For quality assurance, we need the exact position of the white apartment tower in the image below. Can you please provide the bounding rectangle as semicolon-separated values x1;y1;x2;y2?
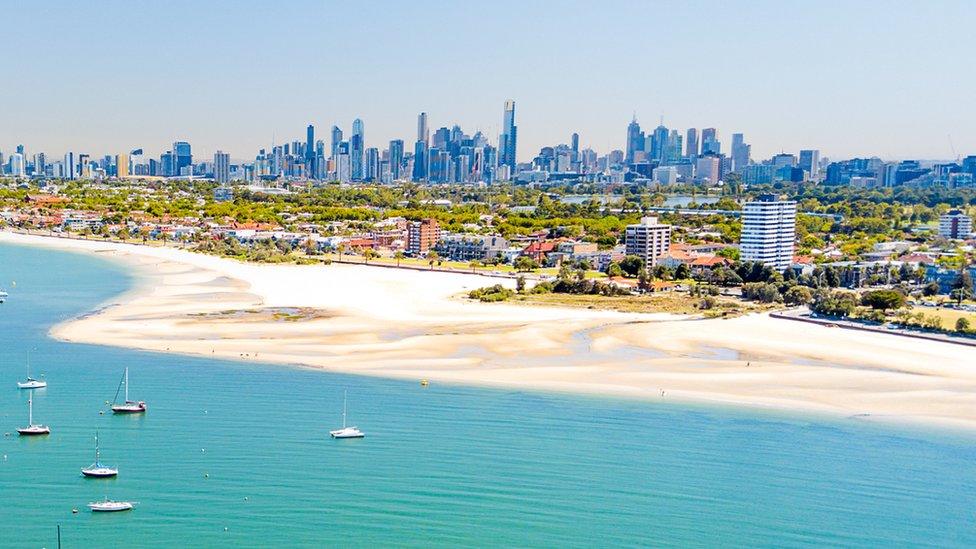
625;216;672;267
740;194;797;271
939;210;973;239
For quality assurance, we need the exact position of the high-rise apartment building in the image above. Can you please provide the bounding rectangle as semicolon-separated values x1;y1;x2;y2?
939;210;973;239
214;150;230;184
740;194;797;271
407;218;441;255
624;216;672;267
306;124;315;176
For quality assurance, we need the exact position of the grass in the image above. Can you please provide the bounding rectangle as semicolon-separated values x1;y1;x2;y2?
908;306;976;329
509;291;768;317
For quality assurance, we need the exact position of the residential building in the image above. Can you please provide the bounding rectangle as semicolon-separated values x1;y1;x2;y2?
624;216;672;267
407;218;440;255
434;234;508;262
214;150;230;184
740;194;797;271
939;210;973;239
499;100;517;174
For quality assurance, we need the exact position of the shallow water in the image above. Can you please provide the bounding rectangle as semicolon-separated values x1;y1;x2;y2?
0;242;974;547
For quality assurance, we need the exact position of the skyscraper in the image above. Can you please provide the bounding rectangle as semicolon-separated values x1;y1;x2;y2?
417;112;429;145
389;139;404;180
364;147;379;181
799;150;820;179
625;116;643;164
214;150;230;184
498;100;517;174
651;124;669;163
306;125;315;177
64;152;76;179
686;128;699;158
330;125;343;159
351;118;364;181
173;141;192;176
116;153;129;178
740;194;797;271
701;128;719;154
731;133;750;171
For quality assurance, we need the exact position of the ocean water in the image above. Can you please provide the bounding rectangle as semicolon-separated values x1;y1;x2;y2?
0;241;974;548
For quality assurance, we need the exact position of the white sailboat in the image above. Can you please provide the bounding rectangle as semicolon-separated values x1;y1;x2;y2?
88;498;135;512
330;390;364;439
82;432;119;478
0;289;8;302
17;352;47;389
17;397;51;436
111;367;146;414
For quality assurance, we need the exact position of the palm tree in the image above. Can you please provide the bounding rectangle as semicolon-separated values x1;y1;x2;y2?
337;243;347;262
363;248;378;264
394;251;405;267
427;251;440;270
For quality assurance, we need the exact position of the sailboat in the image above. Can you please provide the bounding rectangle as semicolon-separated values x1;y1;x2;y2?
17;352;47;389
17;397;51;436
81;432;119;478
88;498;136;512
111;368;146;414
330;390;364;439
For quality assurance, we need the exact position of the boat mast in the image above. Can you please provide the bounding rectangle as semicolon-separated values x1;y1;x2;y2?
342;390;347;428
28;397;33;426
124;368;129;402
94;432;100;463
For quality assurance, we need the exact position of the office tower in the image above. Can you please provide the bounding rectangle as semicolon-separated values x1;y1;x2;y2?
731;133;750;171
686;128;699;158
35;152;46;175
701;128;719;154
330;126;343;159
498;100;517;173
79;154;91;178
417;112;429;144
571;133;579;154
625;116;643;164
365;147;379;181
9;153;25;177
306;124;315;176
160;151;175;177
389;139;404;180
665;130;683;164
173;141;192;176
939;210;973;239
624;216;672;267
650;124;669;162
116;153;129;178
351;118;364;180
798;149;820;179
740;194;797;271
695;156;721;184
214;150;230;184
64;152;76;179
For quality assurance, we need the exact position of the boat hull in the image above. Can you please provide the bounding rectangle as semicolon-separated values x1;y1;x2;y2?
17;427;50;436
111;402;147;414
88;503;133;512
17;382;47;389
82;469;119;478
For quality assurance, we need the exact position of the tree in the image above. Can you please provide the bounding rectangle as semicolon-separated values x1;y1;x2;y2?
674;263;691;280
394;251;405;267
956;317;971;332
637;267;652;292
922;282;941;296
469;260;482;273
513;255;540;272
427;251;439;270
619;255;644;277
362;248;378;263
951;270;973;305
606;262;623;278
860;289;907;311
810;289;859;318
516;275;526;293
784;285;813;306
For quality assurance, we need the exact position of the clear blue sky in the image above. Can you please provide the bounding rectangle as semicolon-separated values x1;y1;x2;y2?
3;0;974;162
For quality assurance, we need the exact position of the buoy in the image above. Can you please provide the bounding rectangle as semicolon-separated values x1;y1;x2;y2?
205;473;209;478
243;497;248;502
72;508;78;514
99;411;105;415
224;527;229;532
201;448;206;453
420;379;429;387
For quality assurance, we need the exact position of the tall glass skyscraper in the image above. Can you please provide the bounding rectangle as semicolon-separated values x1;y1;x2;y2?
173;141;192;176
498;100;517;174
625;116;643;164
351;118;364;181
306;125;315;177
389;139;404;180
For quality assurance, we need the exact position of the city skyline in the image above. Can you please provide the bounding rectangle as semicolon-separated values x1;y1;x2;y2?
3;1;976;161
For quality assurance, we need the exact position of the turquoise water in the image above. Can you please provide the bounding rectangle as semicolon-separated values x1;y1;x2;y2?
1;242;974;548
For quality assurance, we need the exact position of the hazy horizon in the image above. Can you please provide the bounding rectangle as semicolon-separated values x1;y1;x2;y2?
3;0;974;163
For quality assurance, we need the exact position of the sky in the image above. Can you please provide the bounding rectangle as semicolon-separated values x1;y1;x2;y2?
2;0;975;163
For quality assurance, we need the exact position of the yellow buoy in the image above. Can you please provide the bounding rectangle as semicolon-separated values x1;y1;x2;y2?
420;379;429;387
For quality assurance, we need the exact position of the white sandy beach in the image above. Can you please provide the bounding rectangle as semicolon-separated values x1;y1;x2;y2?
3;230;976;430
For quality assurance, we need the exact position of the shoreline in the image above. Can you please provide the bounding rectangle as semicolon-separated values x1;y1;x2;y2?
3;230;976;432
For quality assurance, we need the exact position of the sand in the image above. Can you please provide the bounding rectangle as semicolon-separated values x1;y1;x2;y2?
3;230;975;431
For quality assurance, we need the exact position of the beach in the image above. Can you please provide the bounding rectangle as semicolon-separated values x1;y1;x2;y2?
3;230;975;430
